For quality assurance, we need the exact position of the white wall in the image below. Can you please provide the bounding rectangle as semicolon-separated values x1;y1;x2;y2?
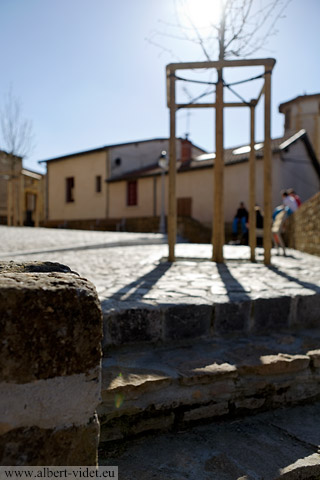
109;139;205;178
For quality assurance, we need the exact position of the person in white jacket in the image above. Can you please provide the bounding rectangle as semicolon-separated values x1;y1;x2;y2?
281;190;298;214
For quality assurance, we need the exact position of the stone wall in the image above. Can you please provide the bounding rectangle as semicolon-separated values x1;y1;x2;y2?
285;191;320;256
43;216;212;243
42;217;160;233
0;261;103;466
102;294;320;349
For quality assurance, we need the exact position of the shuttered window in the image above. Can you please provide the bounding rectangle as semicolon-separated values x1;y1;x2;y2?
66;177;74;203
127;180;137;206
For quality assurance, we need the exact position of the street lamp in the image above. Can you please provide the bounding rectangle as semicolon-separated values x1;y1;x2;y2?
158;150;168;234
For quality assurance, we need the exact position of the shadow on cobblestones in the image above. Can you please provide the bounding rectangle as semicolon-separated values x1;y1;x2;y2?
217;263;251;301
267;266;320;293
0;239;167;258
105;262;172;303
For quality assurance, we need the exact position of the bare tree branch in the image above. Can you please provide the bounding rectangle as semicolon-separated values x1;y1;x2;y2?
0;87;35;159
148;0;291;62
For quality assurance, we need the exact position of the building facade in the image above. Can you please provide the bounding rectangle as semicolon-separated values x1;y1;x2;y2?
40;94;320;235
108;130;320;229
41;137;204;226
0;150;45;226
279;93;320;163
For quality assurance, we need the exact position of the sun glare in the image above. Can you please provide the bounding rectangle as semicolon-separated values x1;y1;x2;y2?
179;0;223;29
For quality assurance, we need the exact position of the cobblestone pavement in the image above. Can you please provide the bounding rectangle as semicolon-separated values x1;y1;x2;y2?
0;226;319;315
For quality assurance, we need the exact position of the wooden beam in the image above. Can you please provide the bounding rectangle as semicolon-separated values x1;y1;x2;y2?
176;102;250;109
168;58;276;72
212;76;224;263
166;66;171;109
256;84;265;105
249;103;256;262
263;68;272;265
168;68;177;262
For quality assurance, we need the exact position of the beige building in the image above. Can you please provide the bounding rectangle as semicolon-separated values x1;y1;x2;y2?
40;94;320;235
0;150;45;226
108;130;320;229
40;137;204;226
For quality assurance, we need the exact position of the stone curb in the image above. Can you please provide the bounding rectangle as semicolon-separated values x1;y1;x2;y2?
102;293;320;348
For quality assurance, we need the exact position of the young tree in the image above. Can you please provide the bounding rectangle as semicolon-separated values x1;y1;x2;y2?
149;0;291;63
0;88;35;226
0;87;35;160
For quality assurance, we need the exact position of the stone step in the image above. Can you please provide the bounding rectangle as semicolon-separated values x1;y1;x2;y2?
99;401;320;480
98;329;320;443
102;292;320;350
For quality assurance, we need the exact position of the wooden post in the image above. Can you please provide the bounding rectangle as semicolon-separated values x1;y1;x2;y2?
263;68;272;265
249;102;256;262
212;74;224;262
168;68;177;262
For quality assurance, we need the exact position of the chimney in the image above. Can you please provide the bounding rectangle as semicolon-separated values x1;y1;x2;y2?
181;136;192;163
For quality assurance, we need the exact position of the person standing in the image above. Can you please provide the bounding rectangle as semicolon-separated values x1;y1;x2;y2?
287;188;301;207
281;190;298;214
232;201;249;242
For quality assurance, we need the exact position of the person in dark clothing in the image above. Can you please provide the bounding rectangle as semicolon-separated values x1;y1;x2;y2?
255;205;264;228
232;202;249;242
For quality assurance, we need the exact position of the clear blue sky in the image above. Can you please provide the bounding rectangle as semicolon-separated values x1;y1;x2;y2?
0;0;319;173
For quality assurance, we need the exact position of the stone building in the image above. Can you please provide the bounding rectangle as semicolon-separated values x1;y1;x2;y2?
0;149;45;226
279;93;320;163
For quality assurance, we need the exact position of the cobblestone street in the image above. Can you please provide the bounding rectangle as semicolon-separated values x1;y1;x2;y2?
0;226;319;316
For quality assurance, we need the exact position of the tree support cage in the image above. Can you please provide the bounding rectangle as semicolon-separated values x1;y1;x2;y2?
166;58;276;265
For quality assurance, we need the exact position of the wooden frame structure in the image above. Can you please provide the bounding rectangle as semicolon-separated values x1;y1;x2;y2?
166;58;276;265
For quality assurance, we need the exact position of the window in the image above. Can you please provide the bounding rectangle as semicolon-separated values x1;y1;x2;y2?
95;175;102;193
66;177;74;203
177;197;192;217
127;180;137;206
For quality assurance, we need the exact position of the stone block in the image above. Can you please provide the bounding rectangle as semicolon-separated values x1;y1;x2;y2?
183;402;229;422
237;353;310;376
104;308;162;345
0;262;102;466
252;296;291;333
179;363;237;386
0;272;102;383
0;416;99;466
214;301;251;335
235;397;266;410
278;453;320;479
307;349;320;368
99;412;174;443
296;294;320;328
163;304;212;341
